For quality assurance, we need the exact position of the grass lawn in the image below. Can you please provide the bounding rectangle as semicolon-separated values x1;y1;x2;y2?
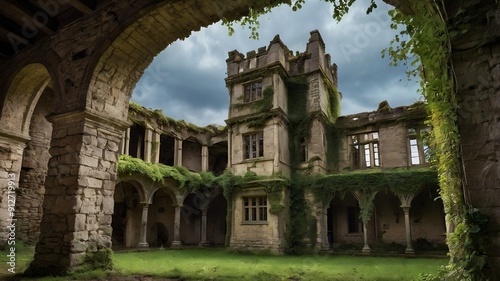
1;246;447;281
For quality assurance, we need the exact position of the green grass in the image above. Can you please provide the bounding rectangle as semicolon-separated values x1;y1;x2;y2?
1;247;447;281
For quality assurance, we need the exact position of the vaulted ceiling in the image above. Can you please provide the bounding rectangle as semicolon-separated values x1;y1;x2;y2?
0;0;103;59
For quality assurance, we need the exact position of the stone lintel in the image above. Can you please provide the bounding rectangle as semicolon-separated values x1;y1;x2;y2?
0;128;30;144
47;109;132;134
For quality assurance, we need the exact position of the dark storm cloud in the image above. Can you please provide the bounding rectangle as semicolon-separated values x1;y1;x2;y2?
131;0;421;125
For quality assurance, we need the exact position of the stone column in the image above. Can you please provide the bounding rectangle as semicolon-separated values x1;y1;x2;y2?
27;110;130;275
201;145;209;172
273;122;279;169
353;190;378;254
137;203;150;248
124;127;130;155
174;138;183;166
198;208;209;247
120;128;131;155
151;131;160;164
0;132;28;243
361;223;370;253
144;126;153;163
317;204;331;252
397;193;415;254
171;204;182;248
402;206;414;254
227;129;232;167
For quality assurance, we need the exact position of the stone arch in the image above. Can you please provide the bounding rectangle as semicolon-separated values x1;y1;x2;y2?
149;183;179;205
0;63;54;137
114;179;147;204
0;63;56;243
409;186;446;251
112;180;145;247
372;191;405;246
148;186;177;247
206;192;227;245
15;86;55;244
327;191;376;248
84;0;255;121
180;193;203;245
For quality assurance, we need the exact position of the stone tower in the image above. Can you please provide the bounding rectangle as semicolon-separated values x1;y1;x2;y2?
225;30;339;178
224;30;339;253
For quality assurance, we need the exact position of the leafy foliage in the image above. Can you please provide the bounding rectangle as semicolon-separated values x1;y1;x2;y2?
117;155;217;193
383;1;489;279
129;101;227;135
230;86;275;129
83;248;114;272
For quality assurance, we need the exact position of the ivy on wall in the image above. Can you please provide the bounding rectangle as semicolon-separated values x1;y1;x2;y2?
118;155;288;247
224;0;488;278
231;86;275;129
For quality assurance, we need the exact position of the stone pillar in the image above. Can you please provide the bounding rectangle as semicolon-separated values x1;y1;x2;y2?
201;145;209;172
144;126;153;163
397;193;415;254
27;110;130;275
174;138;183;166
273;122;279;170
361;223;370;253
171;204;182;248
137;203;150;248
120;128;130;155
198;208;209;247
0;132;28;243
401;206;414;254
353;190;377;254
151;131;160;164
227;129;232;167
124;128;130;155
317;204;331;252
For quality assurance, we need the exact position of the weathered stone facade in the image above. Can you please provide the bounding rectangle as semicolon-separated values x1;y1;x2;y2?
0;0;497;278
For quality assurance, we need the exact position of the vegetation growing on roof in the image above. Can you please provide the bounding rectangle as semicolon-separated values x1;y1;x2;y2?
128;101;227;136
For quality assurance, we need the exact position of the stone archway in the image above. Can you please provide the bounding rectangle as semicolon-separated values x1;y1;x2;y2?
15;86;54;244
112;180;146;247
0;0;491;277
147;188;176;248
0;63;53;243
207;193;227;246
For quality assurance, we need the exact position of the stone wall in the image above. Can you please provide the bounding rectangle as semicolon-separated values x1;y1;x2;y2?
449;0;500;277
336;104;426;171
229;187;286;253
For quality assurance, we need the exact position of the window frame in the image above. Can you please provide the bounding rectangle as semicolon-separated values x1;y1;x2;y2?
242;196;268;224
349;132;380;170
407;126;431;166
243;131;264;160
243;81;263;103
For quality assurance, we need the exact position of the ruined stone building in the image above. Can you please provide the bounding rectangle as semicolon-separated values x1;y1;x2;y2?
0;0;497;277
106;31;446;254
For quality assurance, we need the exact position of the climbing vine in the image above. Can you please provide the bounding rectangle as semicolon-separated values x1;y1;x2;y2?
384;1;487;279
224;0;488;278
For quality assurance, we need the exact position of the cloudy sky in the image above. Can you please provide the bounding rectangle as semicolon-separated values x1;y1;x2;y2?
131;0;422;126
